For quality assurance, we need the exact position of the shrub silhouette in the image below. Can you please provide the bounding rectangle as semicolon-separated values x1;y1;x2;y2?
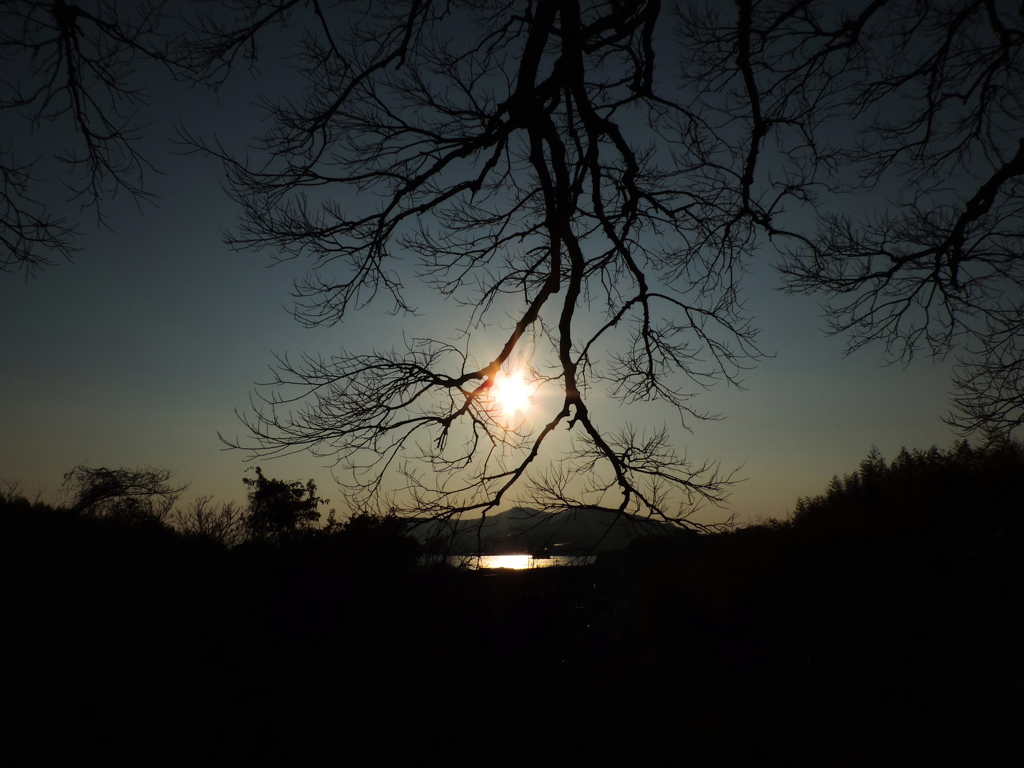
61;465;184;531
241;466;326;543
326;510;422;570
172;495;247;547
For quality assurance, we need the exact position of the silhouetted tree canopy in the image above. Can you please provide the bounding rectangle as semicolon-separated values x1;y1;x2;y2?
5;0;1024;526
0;0;175;275
179;0;1024;527
242;466;326;542
716;0;1024;438
192;0;767;528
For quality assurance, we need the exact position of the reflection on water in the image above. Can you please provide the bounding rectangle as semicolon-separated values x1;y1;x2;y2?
447;554;595;570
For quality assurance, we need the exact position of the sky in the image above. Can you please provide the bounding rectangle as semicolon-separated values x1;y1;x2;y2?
0;4;970;525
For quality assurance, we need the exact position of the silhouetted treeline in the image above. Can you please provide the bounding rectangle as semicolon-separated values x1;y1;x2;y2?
3;442;1020;765
791;439;1024;535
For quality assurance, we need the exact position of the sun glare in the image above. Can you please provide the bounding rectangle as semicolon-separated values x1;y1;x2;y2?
490;370;532;417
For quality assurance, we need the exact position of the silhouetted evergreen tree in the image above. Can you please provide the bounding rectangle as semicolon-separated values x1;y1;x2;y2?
790;439;1024;537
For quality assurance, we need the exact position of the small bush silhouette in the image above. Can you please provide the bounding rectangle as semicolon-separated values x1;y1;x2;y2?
326;510;422;570
172;496;247;547
61;465;185;530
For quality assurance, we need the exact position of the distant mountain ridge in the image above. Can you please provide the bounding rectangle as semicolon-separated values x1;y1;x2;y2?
414;506;681;556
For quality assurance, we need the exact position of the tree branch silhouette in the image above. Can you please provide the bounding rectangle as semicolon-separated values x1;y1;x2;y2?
1;0;174;275
8;0;1022;527
686;0;1024;434
185;0;761;528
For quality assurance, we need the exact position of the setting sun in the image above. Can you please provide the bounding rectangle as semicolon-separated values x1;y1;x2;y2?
490;370;532;416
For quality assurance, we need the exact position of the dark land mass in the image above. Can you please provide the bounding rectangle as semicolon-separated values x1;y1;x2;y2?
3;442;1021;765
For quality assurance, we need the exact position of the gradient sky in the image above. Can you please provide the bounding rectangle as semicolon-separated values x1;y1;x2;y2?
0;9;971;525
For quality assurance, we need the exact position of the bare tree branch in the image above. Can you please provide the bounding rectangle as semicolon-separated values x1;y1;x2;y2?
189;0;764;528
1;0;176;275
679;0;1024;435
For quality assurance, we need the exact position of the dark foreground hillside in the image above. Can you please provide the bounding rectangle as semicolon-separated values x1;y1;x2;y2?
3;442;1021;766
